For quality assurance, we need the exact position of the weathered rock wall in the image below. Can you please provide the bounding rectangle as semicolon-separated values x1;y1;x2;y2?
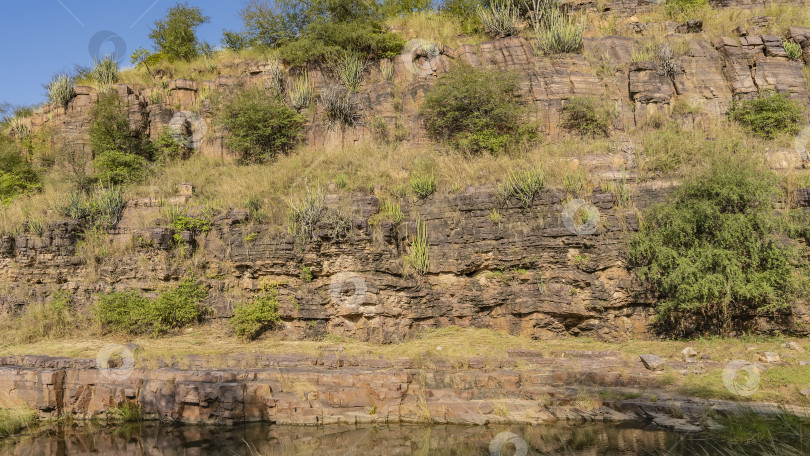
0;352;761;427
2;352;808;428
9;15;810;342
2;183;809;343
28;26;810;159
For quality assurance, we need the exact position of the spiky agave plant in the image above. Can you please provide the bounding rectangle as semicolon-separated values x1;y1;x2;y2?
380;59;394;81
47;74;77;110
288;71;314;111
535;7;585;54
331;52;367;91
478;1;521;37
320;85;362;126
90;55;119;91
266;55;284;95
8;117;31;140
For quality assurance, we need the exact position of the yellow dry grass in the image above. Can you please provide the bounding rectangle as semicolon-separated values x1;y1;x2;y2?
385;11;489;50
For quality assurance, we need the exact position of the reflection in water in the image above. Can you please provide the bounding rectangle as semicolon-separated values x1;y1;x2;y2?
1;422;688;456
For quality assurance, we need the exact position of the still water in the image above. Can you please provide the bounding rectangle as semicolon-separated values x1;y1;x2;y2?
0;421;730;456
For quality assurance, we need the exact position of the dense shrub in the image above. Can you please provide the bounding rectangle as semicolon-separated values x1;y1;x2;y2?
229;283;282;340
149;2;211;61
94;151;148;186
560;97;612;137
629;155;808;334
0;141;40;204
216;87;305;164
237;0;405;66
420;64;539;155
727;92;805;139
89;92;153;185
95;276;210;336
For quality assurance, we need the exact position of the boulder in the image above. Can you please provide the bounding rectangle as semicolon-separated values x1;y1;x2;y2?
639;354;666;371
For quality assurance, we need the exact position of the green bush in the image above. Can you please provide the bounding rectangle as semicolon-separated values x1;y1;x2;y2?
148;2;211;62
238;0;406;66
277;20;406;66
420;64;539;155
230;283;282;340
0;141;40;204
95;292;154;334
629;155;808;334
560;97;612;137
216;87;305;164
95;276;210;336
727;92;805;139
89;92;153;185
94;150;148;186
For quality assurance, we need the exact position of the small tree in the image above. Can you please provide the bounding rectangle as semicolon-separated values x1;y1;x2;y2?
216;87;305;164
629;155;809;335
149;3;210;62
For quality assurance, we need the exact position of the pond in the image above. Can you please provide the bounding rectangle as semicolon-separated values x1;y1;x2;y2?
0;421;715;456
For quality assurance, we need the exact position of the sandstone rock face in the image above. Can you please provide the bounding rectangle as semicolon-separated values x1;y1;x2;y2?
0;351;768;426
28;27;810;155
11;21;810;343
2;184;810;343
2;353;808;427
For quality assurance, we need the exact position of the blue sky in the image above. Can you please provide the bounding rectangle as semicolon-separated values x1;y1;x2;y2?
0;1;245;108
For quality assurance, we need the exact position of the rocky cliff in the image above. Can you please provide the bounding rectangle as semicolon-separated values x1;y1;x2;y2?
5;9;810;343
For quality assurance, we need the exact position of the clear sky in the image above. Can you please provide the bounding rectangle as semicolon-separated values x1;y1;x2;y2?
0;1;245;108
